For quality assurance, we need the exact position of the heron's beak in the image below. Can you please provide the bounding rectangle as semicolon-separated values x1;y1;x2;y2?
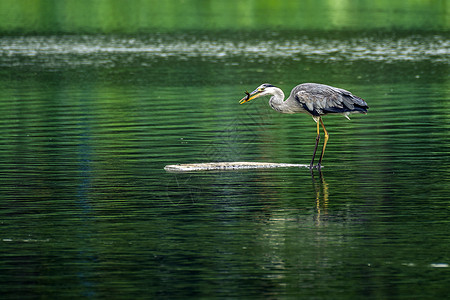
239;90;262;104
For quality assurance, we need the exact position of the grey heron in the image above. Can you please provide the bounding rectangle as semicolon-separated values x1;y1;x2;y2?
239;83;369;169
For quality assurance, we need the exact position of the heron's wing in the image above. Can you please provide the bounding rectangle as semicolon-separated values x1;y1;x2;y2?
293;84;368;116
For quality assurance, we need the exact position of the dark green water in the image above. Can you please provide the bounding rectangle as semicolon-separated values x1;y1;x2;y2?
0;2;449;299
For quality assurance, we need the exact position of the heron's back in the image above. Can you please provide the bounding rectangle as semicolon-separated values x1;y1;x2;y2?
291;83;368;117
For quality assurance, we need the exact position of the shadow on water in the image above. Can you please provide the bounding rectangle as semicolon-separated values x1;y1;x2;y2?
165;166;333;227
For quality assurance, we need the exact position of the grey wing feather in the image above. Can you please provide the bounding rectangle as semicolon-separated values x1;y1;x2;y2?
292;83;368;116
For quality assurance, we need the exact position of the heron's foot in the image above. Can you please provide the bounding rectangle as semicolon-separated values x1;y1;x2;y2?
310;163;322;170
308;161;323;170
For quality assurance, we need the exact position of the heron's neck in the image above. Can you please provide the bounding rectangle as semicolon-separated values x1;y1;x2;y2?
268;88;290;113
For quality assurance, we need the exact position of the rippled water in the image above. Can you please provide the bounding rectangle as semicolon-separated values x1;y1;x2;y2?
1;33;448;63
0;32;449;298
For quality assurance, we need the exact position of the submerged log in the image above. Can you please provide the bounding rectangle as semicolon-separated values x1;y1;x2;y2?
164;162;310;172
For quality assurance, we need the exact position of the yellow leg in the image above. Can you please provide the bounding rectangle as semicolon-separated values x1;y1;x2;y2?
317;119;320;136
310;120;320;168
317;118;329;168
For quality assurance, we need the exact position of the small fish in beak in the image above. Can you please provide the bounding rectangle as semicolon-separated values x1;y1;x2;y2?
239;91;252;104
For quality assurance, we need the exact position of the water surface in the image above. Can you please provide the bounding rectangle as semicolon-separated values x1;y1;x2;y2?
0;30;449;299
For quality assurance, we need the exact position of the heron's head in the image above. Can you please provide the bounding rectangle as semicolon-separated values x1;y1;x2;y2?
239;83;276;104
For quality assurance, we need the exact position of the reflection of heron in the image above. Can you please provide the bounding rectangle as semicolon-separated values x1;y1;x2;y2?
311;170;328;226
240;83;369;169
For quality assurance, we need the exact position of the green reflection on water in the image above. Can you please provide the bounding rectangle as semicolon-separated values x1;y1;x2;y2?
0;0;448;33
0;5;449;299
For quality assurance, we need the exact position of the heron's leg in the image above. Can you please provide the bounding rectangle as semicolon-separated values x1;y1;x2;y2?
310;119;320;168
317;118;329;168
